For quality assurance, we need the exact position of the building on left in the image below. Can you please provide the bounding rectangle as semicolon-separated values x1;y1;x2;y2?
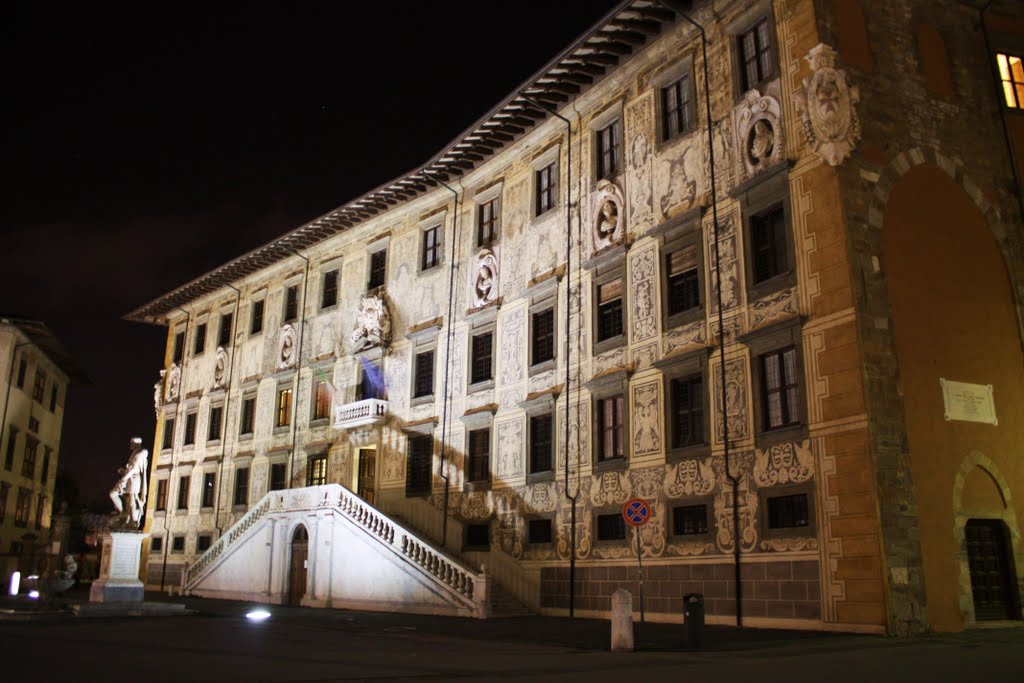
0;315;88;579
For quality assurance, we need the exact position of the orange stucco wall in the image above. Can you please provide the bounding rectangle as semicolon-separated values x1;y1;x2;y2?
882;163;1024;631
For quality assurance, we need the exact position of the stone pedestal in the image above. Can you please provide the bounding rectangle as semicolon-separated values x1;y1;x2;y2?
89;530;147;603
610;588;634;652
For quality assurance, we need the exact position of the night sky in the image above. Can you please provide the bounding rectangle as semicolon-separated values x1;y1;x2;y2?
2;2;622;504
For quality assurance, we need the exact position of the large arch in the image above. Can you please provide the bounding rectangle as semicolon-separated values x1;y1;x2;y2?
879;156;1024;631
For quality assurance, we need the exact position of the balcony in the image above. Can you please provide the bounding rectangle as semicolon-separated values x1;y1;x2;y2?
333;398;389;430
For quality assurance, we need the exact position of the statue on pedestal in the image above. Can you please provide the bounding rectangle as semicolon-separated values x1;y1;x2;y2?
109;437;149;529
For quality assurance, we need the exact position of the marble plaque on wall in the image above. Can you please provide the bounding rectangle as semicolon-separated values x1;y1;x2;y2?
940;378;997;425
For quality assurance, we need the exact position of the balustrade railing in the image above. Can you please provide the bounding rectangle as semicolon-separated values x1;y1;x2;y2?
333;398;388;429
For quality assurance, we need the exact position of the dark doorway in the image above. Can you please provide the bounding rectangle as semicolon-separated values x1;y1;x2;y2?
965;519;1019;620
357;448;376;505
288;525;308;607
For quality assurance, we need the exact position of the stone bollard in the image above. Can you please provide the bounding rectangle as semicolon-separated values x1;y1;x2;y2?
610;588;634;652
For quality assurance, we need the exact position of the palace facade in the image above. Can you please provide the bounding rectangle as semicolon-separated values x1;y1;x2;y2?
128;0;1024;633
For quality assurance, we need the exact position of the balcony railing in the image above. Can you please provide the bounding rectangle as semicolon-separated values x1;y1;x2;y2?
333;398;389;430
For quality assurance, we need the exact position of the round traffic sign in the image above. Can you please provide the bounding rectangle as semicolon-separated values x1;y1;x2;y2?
622;497;651;527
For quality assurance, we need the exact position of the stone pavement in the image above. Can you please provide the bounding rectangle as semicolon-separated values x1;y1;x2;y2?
0;591;1021;681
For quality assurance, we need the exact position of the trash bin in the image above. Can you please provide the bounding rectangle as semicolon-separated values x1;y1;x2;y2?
683;593;704;649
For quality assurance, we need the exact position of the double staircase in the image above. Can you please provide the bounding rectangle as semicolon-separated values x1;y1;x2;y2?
181;484;529;618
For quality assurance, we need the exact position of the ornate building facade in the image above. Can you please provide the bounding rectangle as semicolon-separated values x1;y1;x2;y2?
129;0;1024;633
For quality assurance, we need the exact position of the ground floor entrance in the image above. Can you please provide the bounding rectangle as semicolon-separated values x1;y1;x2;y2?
965;518;1019;620
288;525;309;607
357;447;377;506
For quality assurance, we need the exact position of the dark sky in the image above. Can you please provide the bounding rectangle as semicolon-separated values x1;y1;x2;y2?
2;1;622;504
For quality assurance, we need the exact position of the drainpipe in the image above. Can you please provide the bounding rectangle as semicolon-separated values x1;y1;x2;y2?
214;284;242;536
656;0;742;626
521;93;578;617
287;250;311;489
423;169;462;549
0;338;29;469
161;307;191;592
979;1;1024;345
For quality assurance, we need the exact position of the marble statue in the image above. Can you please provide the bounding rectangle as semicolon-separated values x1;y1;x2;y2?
153;369;165;414
109;437;149;529
351;295;392;352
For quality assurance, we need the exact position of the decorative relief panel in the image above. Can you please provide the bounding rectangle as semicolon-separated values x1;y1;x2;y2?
213;347;228;389
663;320;707;357
631;342;659;371
753;440;814;487
593;347;627;376
705;118;734;198
664;458;716;498
591;180;626;254
733;86;785;183
466;389;494;411
499;308;526;385
351;296;392;352
628;465;662;500
590;470;630;507
458;490;493;521
471;248;500;310
252;463;268;501
278;324;297;370
706;213;742;314
713;455;758;553
625;91;655;236
557;402;589;477
442;429;464;489
631;380;662;456
385;355;408;411
749;287;798;331
557;486;592;561
655;136;703;222
164;363;181;403
496;418;524;479
713;356;749;444
795;43;861;167
529;369;558;393
498;387;522;411
628;246;658;343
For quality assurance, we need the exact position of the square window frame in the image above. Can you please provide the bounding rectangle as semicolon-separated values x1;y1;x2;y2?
739;318;808;449
655;347;712;461
529;143;561;221
735;168;796;302
238;392;258;439
463;421;493;492
309;371;334;424
729;4;780;100
282;280;302;325
525;411;556;482
275;384;294;431
404;429;435;497
249;295;267;337
656;212;706;331
319;261;341;312
652;55;699;148
366;243;389;293
527;280;559;376
593;508;630;545
473;181;504;249
418;219;445;273
759;483;817;541
670;497;715;540
525;515;556;546
591;260;628;356
410;344;437;406
193;319;208;356
587;371;631;472
589;102;625;182
467;321;497;393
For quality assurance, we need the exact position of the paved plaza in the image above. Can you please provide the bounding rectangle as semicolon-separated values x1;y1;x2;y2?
1;594;1022;681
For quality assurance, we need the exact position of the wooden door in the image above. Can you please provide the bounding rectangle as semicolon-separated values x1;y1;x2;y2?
965;519;1017;620
357;448;376;506
288;526;308;607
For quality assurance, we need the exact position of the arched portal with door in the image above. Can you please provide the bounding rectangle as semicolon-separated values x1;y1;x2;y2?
287;525;309;607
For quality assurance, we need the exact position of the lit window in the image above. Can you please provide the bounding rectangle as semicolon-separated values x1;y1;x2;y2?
596;395;625;461
277;387;293;428
306;454;328;486
313;379;331;421
997;53;1024;109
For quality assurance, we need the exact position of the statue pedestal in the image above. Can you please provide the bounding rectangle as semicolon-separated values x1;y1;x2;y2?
89;530;147;603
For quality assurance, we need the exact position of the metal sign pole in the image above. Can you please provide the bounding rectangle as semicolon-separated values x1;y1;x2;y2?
636;527;645;624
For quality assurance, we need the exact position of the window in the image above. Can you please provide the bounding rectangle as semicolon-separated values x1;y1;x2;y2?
750;205;787;284
321;269;339;309
15;488;31;527
596;278;624;342
470;332;493;385
357;361;384;401
767;493;810;529
208;405;223;442
596;512;626;541
661;74;694;141
176;475;190;510
276;387;293;428
529;414;553;474
270;463;287;491
183;412;197;446
673;504;709;536
22;439;37;479
239;396;256;436
466;523;490;549
197;535;212;552
406;434;432;496
172;332;184;364
250;299;265;335
761;347;799;430
4;427;16;471
284;284;299;323
28;416;39;433
535;162;557;216
467;428;490;484
32;370;45;403
0;483;8;522
151;537;163;553
40;448;51;483
16;359;27;388
35;495;45;529
531;308;555;366
421;224;441;270
528;519;552;545
155;479;168;512
171;536;185;553
162;418;175;450
368;249;387;290
477;198;499;246
306;454;328;486
194;322;207;355
218;312;233;347
997;53;1024;109
670;375;704;448
666;246;700;316
49;385;58;412
738;18;774;92
413;350;434;399
596;120;621;179
596;395;625;462
201;472;216;508
234;467;250;506
312;379;331;421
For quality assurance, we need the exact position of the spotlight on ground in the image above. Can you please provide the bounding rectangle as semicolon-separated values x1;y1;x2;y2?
28;590;40;599
246;609;271;622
